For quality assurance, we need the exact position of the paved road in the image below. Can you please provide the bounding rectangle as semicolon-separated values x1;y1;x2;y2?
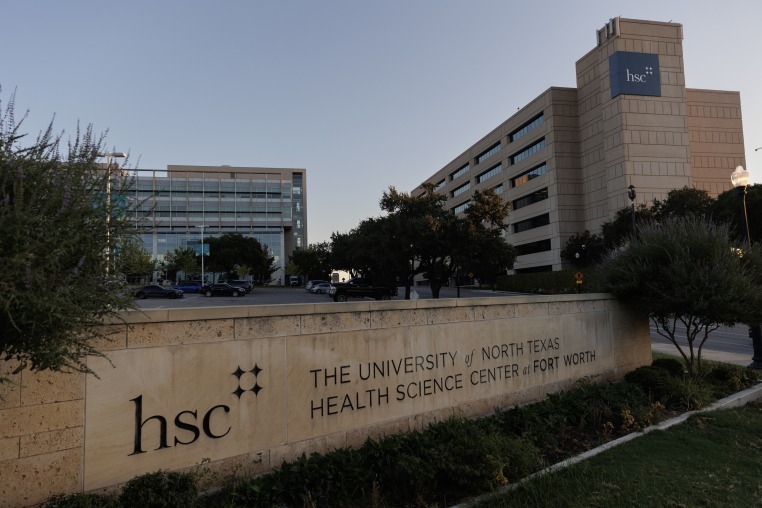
650;322;754;367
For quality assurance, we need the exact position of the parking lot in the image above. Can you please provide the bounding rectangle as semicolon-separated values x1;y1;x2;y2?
133;285;511;309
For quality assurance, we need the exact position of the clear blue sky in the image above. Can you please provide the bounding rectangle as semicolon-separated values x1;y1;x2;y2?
4;0;762;244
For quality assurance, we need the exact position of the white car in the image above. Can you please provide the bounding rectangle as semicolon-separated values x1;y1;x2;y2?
311;282;332;294
305;280;328;291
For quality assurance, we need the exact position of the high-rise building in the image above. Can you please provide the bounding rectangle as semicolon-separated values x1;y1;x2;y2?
130;164;306;283
414;18;745;273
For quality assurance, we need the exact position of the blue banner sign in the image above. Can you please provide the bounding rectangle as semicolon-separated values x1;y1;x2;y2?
194;244;210;256
609;51;661;98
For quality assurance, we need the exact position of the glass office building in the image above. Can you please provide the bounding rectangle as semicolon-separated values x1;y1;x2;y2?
129;165;306;284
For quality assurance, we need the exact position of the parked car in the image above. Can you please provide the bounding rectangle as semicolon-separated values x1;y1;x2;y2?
200;283;247;297
228;280;253;293
305;280;328;291
329;278;398;302
311;282;332;294
134;285;184;299
171;281;203;293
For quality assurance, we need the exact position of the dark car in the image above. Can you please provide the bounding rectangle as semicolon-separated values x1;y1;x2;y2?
228;280;253;293
200;283;247;297
171;281;203;293
134;285;184;299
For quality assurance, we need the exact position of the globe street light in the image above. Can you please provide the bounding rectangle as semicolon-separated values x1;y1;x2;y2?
730;165;762;369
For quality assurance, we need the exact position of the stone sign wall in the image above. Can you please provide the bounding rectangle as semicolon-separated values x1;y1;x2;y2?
0;294;650;506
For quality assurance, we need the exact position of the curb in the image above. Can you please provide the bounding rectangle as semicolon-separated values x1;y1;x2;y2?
452;382;762;507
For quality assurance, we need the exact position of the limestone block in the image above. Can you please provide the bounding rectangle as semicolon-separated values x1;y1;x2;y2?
514;303;550;318
370;309;428;330
20;368;84;406
235;315;301;339
269;433;347;469
300;312;370;335
426;306;473;325
88;324;127;351
127;319;235;347
0;360;21;409
474;304;517;321
20;427;83;458
0;436;19;461
0;448;82;507
0;400;83;439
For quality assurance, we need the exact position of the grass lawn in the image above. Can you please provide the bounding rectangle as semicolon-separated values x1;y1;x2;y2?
474;401;762;507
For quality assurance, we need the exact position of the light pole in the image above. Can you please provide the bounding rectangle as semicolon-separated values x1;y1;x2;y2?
627;184;636;231
97;151;127;277
730;165;762;369
196;225;208;284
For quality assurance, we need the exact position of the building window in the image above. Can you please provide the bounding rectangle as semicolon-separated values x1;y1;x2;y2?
477;143;501;165
452;200;471;214
510;114;545;142
512;213;550;233
434;179;445;191
494;184;504;195
510;138;545;164
450;163;470;181
477;164;502;183
515;239;551;256
451;182;471;198
512;188;548;210
510;163;547;188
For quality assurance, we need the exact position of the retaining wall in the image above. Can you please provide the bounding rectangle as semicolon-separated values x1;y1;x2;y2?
0;294;650;506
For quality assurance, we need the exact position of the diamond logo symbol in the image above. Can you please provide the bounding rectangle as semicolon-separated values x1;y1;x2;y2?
232;364;264;399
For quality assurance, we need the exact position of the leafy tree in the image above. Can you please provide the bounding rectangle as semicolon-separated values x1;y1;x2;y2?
596;216;762;374
115;238;153;282
165;247;198;280
711;183;762;246
560;231;606;268
205;233;274;281
333;186;515;299
651;186;714;221
0;89;139;375
601;204;654;248
289;242;332;281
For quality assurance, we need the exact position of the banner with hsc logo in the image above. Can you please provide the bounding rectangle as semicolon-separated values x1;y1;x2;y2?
609;51;661;98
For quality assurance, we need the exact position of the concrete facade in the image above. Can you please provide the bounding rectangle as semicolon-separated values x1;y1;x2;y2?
414;18;745;273
0;295;650;506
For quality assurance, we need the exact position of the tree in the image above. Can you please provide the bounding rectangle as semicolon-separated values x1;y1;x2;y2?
560;231;606;268
289;242;332;281
0;89;139;375
332;186;516;299
115;238;153;282
651;186;714;221
601;204;654;248
711;183;762;246
596;216;762;374
165;247;198;280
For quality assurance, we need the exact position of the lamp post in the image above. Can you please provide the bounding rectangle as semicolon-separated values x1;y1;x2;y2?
97;151;127;277
627;184;636;230
196;225;208;284
730;165;762;369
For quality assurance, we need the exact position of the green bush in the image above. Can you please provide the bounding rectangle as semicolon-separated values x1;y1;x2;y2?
42;493;119;508
118;470;197;508
496;270;580;294
651;358;685;377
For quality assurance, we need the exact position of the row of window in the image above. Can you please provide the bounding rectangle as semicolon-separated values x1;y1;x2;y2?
511;163;547;188
512;187;548;210
451;182;471;198
513;213;549;234
477;164;502;183
138;211;292;219
477;143;501;165
511;138;545;164
450;164;469;181
510;114;544;142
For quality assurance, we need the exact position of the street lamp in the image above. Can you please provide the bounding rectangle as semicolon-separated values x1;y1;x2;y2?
730;165;762;369
627;184;636;230
196;225;208;285
97;151;127;277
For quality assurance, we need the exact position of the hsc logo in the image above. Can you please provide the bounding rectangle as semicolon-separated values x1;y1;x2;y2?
609;52;661;98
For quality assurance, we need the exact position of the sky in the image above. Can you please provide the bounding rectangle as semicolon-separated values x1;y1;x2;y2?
3;0;762;244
